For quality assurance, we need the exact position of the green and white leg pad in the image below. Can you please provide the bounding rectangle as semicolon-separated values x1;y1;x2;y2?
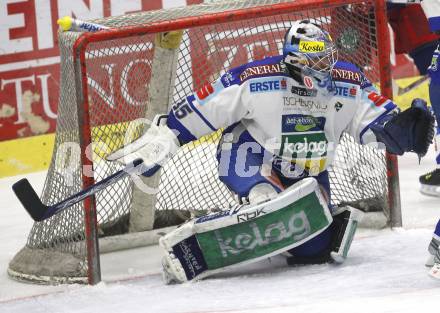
330;206;364;263
159;177;333;283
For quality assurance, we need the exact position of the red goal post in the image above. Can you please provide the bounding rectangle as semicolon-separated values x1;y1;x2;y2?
8;0;400;285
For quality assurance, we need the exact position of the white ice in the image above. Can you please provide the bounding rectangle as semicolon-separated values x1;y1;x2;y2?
0;148;439;313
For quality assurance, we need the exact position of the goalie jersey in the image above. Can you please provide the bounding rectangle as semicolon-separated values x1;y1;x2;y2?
166;55;397;176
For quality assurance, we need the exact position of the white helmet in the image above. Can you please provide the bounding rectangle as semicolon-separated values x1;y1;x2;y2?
283;20;338;83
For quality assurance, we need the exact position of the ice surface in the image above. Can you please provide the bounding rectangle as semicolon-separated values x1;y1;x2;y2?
0;148;439;313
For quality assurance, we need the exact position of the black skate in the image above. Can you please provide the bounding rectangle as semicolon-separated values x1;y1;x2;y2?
419;168;440;197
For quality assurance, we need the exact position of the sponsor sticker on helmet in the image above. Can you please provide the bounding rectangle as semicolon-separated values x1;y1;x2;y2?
299;41;325;53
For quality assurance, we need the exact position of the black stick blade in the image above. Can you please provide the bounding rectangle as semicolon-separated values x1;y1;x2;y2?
12;179;49;221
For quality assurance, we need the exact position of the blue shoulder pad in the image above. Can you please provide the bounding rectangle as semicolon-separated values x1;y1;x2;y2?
220;55;287;87
331;61;373;89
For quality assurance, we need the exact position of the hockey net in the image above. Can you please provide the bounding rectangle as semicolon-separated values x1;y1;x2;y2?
8;0;397;284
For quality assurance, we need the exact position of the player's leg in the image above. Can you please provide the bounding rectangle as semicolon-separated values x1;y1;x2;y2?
417;43;440;279
428;220;440;279
159;124;332;283
216;122;284;203
426;220;440;267
420;43;440;197
409;41;438;76
219;129;363;267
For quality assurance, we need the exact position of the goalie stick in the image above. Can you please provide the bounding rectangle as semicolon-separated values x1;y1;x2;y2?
12;159;158;222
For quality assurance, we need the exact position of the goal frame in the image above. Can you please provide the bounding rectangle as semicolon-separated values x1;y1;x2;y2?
26;0;402;285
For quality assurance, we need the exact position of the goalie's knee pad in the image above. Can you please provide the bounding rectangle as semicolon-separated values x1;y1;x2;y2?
159;177;332;283
247;183;278;204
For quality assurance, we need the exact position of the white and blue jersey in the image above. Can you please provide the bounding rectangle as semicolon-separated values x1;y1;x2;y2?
422;0;440;85
420;0;440;86
422;0;440;242
421;0;440;166
422;0;440;33
167;55;397;191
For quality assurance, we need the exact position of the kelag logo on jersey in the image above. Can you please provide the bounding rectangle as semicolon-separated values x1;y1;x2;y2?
282;114;326;132
249;78;287;93
280;132;328;160
280;114;328;171
334;86;357;98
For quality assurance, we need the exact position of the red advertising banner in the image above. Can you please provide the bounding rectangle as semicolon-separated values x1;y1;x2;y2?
0;0;420;142
0;0;201;142
86;36;156;126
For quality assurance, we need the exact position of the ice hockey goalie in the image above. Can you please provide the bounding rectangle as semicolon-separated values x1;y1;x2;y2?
108;20;434;283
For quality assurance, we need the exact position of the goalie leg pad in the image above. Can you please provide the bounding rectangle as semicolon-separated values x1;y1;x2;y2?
285;206;363;265
329;206;364;263
159;177;332;283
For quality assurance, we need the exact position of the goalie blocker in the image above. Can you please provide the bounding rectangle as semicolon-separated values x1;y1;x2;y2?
159;178;363;283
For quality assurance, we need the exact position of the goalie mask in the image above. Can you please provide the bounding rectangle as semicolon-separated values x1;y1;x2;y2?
283;20;338;84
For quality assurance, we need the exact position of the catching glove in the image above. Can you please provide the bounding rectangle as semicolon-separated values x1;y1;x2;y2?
371;98;435;160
